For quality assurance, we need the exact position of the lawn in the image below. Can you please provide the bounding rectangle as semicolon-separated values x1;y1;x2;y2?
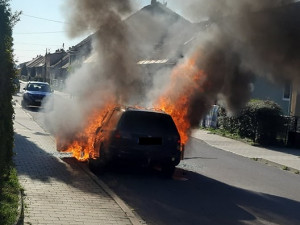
0;165;21;225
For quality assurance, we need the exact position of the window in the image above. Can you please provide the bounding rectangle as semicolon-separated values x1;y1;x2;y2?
283;81;291;100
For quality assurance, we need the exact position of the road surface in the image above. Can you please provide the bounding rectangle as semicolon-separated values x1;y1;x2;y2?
14;83;300;225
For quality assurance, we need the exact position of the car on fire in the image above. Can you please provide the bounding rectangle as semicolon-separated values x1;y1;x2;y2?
88;106;182;177
21;81;53;108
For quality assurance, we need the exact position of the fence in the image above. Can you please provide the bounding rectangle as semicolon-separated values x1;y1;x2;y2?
285;116;300;147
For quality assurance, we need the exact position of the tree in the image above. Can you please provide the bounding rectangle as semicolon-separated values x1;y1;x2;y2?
0;0;20;173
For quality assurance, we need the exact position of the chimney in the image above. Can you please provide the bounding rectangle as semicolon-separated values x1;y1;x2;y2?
151;0;157;5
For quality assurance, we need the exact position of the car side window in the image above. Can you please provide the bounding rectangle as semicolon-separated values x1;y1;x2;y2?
106;110;122;130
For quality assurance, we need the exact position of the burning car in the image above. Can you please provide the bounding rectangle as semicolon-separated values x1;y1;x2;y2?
88;106;182;177
21;81;53;108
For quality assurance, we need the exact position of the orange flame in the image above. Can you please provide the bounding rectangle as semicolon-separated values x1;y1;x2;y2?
57;103;116;161
57;55;206;160
155;55;206;144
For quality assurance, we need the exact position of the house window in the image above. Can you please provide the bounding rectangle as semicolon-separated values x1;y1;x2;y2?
283;81;291;100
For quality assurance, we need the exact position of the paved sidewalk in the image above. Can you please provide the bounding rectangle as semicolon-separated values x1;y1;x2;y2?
13;103;141;225
192;129;300;171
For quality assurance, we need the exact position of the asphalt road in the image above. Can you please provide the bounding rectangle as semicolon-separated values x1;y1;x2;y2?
15;83;300;225
100;138;300;225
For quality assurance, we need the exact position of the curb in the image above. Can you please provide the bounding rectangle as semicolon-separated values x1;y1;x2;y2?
76;161;146;225
191;135;300;175
250;158;300;175
14;189;24;225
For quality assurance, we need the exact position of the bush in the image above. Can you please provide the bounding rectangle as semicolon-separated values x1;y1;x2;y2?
218;99;285;145
0;0;19;174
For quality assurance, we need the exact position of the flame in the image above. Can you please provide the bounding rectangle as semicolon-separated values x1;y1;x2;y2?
155;55;206;144
57;55;206;160
57;102;116;161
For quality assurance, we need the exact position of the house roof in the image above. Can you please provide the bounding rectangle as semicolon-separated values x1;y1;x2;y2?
26;55;45;68
125;2;201;61
52;54;69;69
81;2;201;66
68;34;94;55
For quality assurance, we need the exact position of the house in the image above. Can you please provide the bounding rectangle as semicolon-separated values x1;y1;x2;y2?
250;2;300;116
19;34;93;88
291;84;300;117
45;49;67;83
251;77;292;115
18;1;300;118
21;50;67;83
25;55;45;81
83;1;203;76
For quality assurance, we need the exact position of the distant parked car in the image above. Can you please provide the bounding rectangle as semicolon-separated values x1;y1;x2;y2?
21;82;52;108
89;106;182;177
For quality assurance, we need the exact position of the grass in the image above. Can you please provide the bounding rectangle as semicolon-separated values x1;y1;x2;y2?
0;165;21;225
205;128;255;145
282;166;289;171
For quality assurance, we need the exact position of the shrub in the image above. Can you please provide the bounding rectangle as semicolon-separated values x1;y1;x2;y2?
218;99;285;145
0;0;19;173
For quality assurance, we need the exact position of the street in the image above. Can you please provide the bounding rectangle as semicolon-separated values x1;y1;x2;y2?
14;83;300;225
99;138;300;225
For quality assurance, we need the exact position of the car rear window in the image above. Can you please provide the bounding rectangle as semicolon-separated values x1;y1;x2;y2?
27;83;51;92
118;111;179;135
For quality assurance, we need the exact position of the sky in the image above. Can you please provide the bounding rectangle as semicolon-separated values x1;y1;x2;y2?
10;0;185;64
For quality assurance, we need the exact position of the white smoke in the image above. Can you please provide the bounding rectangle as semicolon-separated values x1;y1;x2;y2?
44;0;300;144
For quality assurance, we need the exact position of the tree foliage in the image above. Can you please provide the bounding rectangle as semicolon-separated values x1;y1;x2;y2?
0;0;19;174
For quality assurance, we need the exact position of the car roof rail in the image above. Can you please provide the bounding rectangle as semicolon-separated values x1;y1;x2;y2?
147;108;166;113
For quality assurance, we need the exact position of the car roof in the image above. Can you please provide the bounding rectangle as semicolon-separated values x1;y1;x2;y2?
116;106;167;115
28;81;50;85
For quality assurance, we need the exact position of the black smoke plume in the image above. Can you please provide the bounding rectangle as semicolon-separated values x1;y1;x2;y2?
161;0;300;129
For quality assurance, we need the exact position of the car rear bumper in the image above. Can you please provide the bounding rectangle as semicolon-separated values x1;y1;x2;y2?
23;96;45;106
107;146;181;166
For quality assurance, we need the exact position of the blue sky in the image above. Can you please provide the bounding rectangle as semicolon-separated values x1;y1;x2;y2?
10;0;183;64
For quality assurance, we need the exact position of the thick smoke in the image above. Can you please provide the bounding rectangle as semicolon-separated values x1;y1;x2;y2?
45;0;144;138
154;0;300;129
65;0;144;103
45;0;300;146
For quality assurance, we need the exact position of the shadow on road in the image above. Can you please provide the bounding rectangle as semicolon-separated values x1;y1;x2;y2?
101;167;300;225
14;132;300;225
14;133;108;197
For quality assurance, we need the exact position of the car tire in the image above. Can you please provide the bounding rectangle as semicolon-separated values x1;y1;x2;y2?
88;158;102;174
88;144;108;174
161;164;175;178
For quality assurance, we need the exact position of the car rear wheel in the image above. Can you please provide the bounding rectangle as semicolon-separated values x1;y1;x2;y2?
161;164;175;178
88;144;108;174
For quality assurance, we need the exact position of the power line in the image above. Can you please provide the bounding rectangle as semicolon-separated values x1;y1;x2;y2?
15;42;62;47
14;31;65;35
14;49;49;52
22;13;69;24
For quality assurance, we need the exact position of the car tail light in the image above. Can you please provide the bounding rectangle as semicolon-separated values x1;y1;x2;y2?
114;130;121;139
114;130;131;139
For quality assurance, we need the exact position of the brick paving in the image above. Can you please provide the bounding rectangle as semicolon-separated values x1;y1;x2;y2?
13;103;138;225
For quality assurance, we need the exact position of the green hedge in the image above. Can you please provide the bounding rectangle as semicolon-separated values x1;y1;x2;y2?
218;99;285;145
0;0;17;174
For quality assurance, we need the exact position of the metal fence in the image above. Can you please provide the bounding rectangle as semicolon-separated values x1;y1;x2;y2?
282;116;300;147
